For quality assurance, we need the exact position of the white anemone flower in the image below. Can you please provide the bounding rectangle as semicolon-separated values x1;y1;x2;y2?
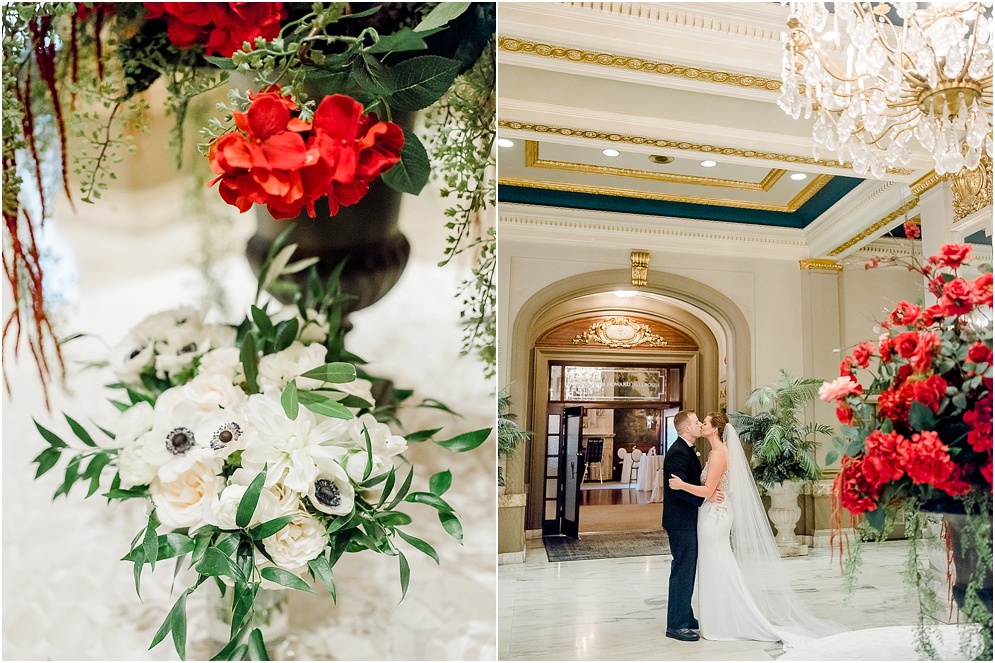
307;456;355;516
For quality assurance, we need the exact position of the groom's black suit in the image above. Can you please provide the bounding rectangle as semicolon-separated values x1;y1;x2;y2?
663;436;705;632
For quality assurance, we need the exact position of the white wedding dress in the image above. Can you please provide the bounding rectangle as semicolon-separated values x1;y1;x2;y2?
695;425;846;646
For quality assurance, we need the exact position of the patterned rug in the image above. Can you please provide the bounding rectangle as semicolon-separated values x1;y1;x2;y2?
543;530;671;562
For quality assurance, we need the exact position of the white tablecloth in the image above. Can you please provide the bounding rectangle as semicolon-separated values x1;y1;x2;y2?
636;455;665;492
2;256;496;660
778;624;984;660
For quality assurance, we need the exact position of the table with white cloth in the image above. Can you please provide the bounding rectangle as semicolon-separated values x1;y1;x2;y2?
636;454;665;493
2;208;496;658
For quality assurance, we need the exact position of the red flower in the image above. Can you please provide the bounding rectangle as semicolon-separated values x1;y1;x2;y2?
879;335;894;363
967;342;993;367
836;404;853;425
893;331;920;360
878;387;911;424
927;275;947;299
971;272;993;308
929;243;973;270
909;331;940;374
905;431;957;488
908;375;947;413
851;342;875;369
939;278;974;316
923;304;946;324
889;301;922;327
839;358;856;379
863;430;909;487
964;393;993;453
143;2;283;57
982;453;993;487
835;456;881;515
903;219;921;239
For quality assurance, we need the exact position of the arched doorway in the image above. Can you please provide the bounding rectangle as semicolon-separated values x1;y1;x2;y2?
507;270;753;536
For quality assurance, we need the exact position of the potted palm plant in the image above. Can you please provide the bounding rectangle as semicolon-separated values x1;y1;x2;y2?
731;369;835;556
498;389;531;495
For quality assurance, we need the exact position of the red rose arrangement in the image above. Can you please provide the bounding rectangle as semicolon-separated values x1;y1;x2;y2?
208;90;404;219
143;2;284;57
821;244;993;522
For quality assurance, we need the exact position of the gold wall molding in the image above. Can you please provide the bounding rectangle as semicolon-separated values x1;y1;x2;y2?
631;250;649;286
524;140;786;191
798;258;843;272
827;198;921;257
952;154;993;221
500;120;914;175
910;170;943;197
571;316;668;348
498;174;832;213
498;37;783;93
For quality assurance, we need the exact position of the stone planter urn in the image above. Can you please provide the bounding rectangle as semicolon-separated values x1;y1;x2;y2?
767;480;808;557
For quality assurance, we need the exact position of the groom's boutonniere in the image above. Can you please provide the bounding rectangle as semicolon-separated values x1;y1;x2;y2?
695;451;702;457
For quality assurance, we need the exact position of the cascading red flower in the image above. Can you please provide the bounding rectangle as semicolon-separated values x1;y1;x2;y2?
143;2;284;57
835;455;881;515
208;91;404;220
929;243;973;270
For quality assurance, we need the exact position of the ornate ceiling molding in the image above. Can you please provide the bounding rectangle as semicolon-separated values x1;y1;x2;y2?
827;198;921;257
498;36;783;93
562;2;789;42
572;316;669;348
951;154;993;222
798;258;843;272
910;170;943;197
500;120;914;175
524;140;786;191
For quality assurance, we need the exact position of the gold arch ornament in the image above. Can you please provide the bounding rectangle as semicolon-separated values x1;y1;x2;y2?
572;317;669;349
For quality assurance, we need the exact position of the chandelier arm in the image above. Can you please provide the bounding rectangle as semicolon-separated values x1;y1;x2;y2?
863;121;917;147
867;7;903;58
956;21;980;84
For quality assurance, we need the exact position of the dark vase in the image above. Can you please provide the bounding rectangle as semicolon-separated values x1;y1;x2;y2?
943;512;994;614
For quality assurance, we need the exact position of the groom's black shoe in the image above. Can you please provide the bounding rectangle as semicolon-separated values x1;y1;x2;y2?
666;628;700;642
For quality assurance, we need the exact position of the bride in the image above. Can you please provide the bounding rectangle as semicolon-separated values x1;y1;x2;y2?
668;412;845;645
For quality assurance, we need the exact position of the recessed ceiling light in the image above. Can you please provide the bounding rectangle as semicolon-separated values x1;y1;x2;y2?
602;149;620;157
497;138;514;148
790;172;808;180
614;290;637;298
700;160;717;168
649;155;675;165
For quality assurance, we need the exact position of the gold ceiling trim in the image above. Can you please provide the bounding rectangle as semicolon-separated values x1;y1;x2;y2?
827;198;921;257
910;170;943;197
498;37;784;94
952;154;993;222
524;140;787;191
500;120;915;175
571;316;669;349
798;258;843;272
498;176;830;213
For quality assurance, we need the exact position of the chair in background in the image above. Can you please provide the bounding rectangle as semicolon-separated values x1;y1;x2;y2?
628;448;643;485
582;438;605;484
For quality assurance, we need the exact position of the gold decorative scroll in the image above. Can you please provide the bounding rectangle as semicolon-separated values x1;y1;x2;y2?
631;251;649;286
572;317;668;348
798;258;843;271
952;153;992;221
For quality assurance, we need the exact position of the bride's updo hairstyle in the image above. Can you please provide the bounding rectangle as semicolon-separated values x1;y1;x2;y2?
706;411;730;440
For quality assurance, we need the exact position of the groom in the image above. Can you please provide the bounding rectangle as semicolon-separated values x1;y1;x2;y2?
662;410;720;642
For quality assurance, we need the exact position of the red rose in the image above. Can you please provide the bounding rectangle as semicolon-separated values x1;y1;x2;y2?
908;375;947;413
903;219;921;239
889;301;922;327
893;331;920;359
923;304;945;324
836;404;853;426
839;358;856;379
896;363;914;385
852;342;875;369
879;336;894;363
939;278;975;316
929;244;973;270
927;275;947;299
964;393;993;453
909;332;940;374
971;272;993;307
967;342;993;367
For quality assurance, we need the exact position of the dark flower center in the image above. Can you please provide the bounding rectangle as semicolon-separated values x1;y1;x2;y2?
210;422;242;450
166;427;195;455
179;343;197;355
314;479;341;508
128;348;143;360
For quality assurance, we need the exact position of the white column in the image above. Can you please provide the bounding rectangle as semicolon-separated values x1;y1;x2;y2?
917;180;957;257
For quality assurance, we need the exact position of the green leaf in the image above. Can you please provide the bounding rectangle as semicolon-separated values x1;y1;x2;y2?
237;468;268;529
248;628;270;661
300;362;357;383
85;454;112;497
273;318;299;352
196;547;241;581
864;506;886;532
381;129;430;194
251;305;276;340
65;414;97;447
405;427;442;442
258;243;299;302
149;589;189;659
429;470;452;496
353;53;395;97
414;2;470;31
439;511;464;544
375;468;397;509
250;514;297;540
386;467;414;511
307;555;337;601
203;55;236;70
123;533;195;562
240;333;259;394
34;419;67;448
362;425;374;479
908;401;937;432
259;566;315;593
434;428;490;453
388;55;460;111
825;451;839;466
298;392;354;419
404;491;454;513
375;511;413;527
367;26;433;54
32;447;61;478
397;529;440;564
397;550;410;602
143;509;160;571
54;455;82;499
281;381;300;420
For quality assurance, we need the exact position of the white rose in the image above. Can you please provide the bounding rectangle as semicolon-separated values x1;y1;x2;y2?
198;347;243;383
180;372;246;411
150;459;223;530
257;342;327;394
267;480;302;516
262;511;327;570
204;324;236;349
306;456;355;516
207;482;280;530
118;440;157;489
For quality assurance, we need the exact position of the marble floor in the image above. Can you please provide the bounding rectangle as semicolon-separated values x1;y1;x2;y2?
498;537;952;661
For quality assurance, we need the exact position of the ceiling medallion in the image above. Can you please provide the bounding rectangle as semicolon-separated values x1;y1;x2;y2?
572;317;668;349
780;3;993;178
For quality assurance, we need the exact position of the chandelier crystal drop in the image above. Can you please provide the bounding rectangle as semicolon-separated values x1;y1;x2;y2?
779;2;993;178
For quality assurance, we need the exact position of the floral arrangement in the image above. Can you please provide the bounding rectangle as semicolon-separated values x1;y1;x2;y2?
819;243;993;659
3;2;496;398
31;245;489;660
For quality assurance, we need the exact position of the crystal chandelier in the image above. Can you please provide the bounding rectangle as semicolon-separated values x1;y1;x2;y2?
779;2;993;178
